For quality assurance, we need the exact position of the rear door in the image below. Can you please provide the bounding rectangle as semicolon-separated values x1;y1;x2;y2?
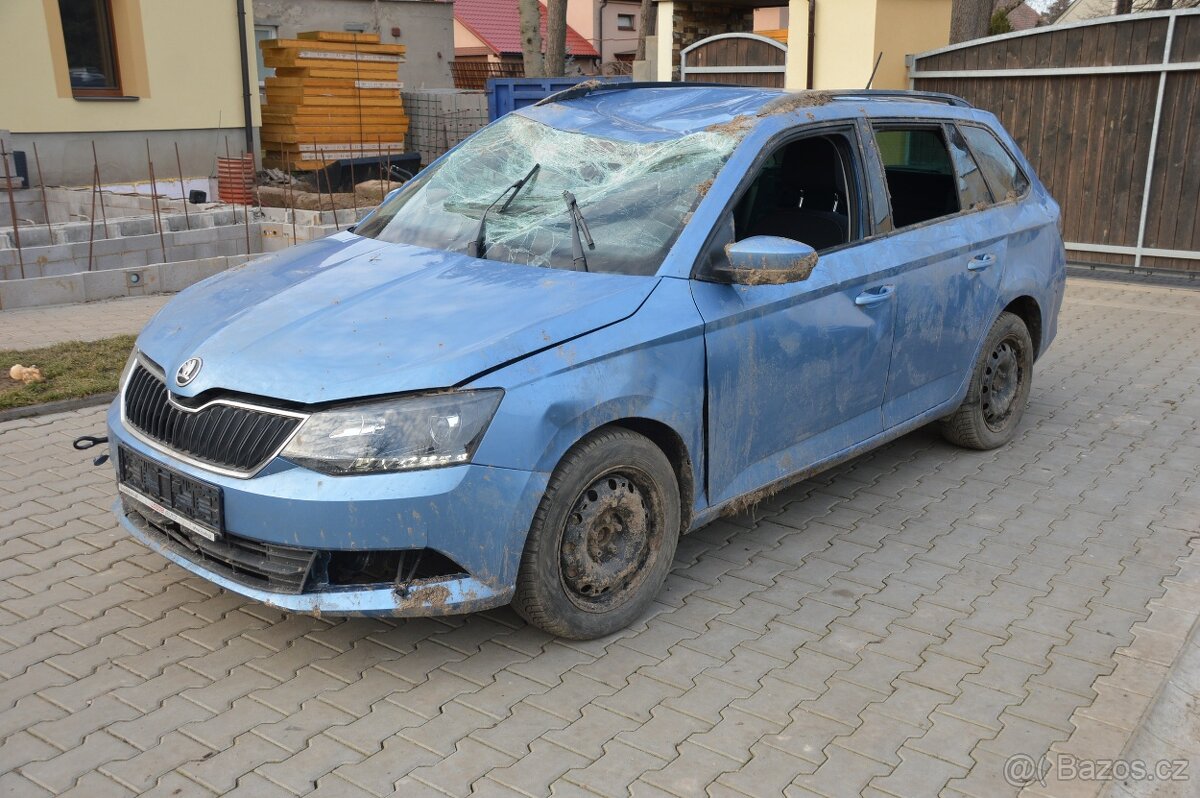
869;121;1007;428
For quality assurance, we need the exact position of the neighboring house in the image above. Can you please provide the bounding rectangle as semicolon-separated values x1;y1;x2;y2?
254;0;454;90
645;0;953;91
1004;1;1043;30
0;0;260;185
453;0;601;71
567;0;644;69
1052;0;1117;24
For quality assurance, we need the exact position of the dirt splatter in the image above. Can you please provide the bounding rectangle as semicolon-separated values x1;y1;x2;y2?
722;246;819;285
756;90;832;116
706;114;756;137
972;201;990;211
696;178;714;198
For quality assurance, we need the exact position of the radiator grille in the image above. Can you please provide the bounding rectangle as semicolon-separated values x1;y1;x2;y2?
123;362;301;473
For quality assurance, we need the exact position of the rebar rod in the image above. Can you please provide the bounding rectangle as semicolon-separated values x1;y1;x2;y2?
31;142;52;239
91;141;109;237
174;141;190;230
1;141;26;279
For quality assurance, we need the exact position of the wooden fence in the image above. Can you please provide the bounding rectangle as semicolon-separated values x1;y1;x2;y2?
909;8;1199;272
680;33;787;88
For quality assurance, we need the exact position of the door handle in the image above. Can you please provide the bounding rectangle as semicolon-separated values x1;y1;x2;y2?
855;284;895;307
967;253;996;271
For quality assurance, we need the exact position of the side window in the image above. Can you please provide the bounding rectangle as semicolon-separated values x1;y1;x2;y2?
946;124;993;209
961;125;1030;201
873;127;960;228
731;131;863;253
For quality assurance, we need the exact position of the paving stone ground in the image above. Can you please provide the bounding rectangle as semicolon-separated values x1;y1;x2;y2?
0;294;170;350
0;278;1197;798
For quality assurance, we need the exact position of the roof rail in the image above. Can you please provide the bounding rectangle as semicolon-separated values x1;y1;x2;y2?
826;89;973;108
532;82;974;109
533;80;749;107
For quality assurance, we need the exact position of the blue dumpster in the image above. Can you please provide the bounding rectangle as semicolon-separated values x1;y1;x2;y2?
486;76;633;121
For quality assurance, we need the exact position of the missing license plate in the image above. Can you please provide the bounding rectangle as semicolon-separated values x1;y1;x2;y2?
118;445;224;539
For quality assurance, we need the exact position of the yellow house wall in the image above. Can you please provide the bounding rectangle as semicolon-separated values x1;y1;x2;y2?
811;0;878;90
872;0;952;89
0;0;259;134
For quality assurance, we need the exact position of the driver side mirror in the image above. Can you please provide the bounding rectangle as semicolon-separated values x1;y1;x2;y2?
713;236;819;286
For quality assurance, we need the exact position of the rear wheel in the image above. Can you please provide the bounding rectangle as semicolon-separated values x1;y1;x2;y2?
940;311;1033;450
513;428;680;639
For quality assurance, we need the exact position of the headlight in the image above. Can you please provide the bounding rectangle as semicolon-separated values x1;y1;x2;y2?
281;390;503;475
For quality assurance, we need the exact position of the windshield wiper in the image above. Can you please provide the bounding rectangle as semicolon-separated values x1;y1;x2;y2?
466;163;540;259
562;190;595;272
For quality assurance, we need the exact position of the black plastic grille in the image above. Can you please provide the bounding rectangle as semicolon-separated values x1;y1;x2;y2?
124;499;315;593
124;362;301;473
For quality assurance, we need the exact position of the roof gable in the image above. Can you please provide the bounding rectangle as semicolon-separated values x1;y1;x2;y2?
455;0;600;59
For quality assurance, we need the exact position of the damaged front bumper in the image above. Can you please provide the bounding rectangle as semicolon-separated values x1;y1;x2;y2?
106;402;547;618
115;501;513;616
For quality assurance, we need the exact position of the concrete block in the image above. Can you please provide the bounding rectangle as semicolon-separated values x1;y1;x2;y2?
117;218;157;237
81;267;132;302
160;257;229;292
8;227;52;248
0;274;85;309
175;227;219;246
165;243;195;262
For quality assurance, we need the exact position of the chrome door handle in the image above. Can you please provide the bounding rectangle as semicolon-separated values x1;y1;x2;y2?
968;253;996;271
855;284;895;307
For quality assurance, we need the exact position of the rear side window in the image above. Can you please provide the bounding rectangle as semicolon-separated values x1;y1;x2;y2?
873;127;960;228
961;125;1030;201
946;125;993;209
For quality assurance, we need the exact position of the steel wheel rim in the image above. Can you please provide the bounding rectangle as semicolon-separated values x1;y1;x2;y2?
981;335;1023;431
560;468;660;612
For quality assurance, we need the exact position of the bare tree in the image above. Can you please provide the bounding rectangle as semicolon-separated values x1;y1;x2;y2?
634;0;654;61
1042;0;1071;22
545;0;568;76
1115;0;1133;11
950;0;995;43
519;0;544;77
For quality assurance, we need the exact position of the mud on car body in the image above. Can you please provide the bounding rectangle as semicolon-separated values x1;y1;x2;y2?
107;84;1066;639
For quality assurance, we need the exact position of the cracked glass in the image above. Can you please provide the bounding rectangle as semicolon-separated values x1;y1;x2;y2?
355;113;740;276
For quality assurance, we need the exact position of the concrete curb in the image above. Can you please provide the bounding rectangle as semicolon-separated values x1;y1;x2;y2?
0;392;115;424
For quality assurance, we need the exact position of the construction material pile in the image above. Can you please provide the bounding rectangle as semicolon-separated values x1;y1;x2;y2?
260;31;407;171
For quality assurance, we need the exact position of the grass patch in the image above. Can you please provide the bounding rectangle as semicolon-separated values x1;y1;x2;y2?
0;335;136;411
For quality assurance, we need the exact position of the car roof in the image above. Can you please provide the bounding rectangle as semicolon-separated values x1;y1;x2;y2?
517;83;985;143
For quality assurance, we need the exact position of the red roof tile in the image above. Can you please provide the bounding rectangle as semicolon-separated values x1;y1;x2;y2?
455;0;600;58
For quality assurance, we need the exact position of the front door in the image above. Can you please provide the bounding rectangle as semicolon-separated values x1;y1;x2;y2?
690;127;896;507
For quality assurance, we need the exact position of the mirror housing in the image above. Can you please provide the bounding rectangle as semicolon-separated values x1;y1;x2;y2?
714;236;819;286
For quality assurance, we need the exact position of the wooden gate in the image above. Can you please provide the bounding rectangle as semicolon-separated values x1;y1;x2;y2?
680;33;786;88
910;8;1200;272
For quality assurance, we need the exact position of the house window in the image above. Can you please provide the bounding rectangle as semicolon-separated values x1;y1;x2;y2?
59;0;121;96
617;13;635;30
254;24;277;84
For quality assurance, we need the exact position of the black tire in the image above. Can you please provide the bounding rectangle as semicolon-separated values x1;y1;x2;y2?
513;428;681;639
940;311;1034;450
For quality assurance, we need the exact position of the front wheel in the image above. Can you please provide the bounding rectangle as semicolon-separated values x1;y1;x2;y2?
513;428;680;639
940;311;1034;450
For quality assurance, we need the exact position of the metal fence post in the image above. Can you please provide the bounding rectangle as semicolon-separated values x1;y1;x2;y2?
1132;14;1175;269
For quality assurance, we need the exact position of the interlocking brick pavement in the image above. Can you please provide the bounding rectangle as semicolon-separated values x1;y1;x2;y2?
0;293;170;349
1;277;1198;797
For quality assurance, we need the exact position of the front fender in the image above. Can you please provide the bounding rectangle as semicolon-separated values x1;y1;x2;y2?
469;277;708;512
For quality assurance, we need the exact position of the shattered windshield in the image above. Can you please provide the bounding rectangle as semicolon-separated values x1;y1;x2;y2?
354;114;739;275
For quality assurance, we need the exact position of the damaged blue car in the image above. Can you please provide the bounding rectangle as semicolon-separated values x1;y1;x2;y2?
107;84;1065;638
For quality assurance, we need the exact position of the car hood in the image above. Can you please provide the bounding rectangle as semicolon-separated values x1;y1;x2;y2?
137;233;655;404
